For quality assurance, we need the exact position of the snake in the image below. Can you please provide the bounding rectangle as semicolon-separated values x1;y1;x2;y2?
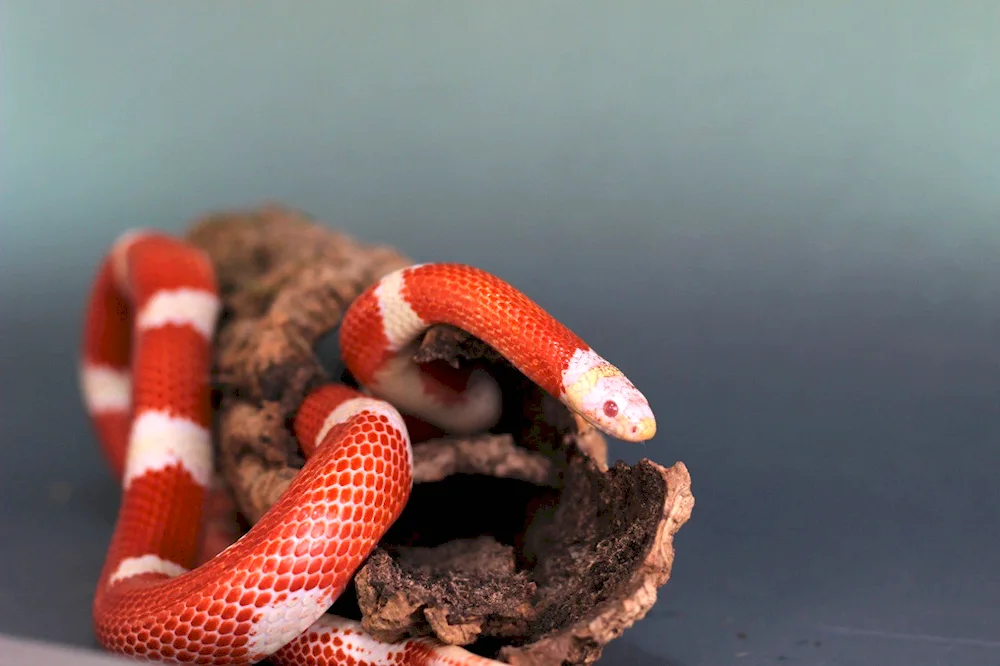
79;229;657;665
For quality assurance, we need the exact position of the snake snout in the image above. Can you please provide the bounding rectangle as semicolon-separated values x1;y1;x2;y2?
618;395;657;442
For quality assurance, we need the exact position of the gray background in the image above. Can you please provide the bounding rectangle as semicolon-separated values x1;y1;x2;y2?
3;2;1000;665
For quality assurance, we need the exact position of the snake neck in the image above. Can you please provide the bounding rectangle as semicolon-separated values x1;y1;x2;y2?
340;263;656;442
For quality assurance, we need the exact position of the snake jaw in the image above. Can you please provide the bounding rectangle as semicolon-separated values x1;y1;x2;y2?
619;398;657;442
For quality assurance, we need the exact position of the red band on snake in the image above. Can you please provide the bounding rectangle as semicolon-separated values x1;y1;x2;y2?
80;230;656;665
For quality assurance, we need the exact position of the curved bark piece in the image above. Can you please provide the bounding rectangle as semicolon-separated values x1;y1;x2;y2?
183;204;694;664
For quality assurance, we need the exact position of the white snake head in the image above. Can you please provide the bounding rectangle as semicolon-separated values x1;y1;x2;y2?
561;348;657;442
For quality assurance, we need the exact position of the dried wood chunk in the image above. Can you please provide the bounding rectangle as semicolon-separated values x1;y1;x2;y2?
185;204;694;664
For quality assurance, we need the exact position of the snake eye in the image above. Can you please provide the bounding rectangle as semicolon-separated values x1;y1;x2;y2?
602;400;619;418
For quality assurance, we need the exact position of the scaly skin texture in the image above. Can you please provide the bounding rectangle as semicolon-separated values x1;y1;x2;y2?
80;231;657;665
341;263;657;441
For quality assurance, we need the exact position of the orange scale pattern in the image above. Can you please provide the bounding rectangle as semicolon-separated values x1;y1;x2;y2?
82;233;577;665
340;263;589;400
274;617;502;666
397;263;589;397
95;395;413;664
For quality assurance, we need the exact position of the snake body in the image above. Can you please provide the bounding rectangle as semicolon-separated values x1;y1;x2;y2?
80;230;656;665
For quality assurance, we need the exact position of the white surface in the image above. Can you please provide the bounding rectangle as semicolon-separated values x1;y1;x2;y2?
0;635;131;665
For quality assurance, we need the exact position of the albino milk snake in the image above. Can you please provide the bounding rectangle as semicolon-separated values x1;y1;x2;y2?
79;230;657;665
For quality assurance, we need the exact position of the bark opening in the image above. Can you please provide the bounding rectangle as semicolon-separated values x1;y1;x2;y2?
184;204;695;665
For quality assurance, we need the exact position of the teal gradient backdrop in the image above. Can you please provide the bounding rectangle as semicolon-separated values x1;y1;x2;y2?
3;3;1000;665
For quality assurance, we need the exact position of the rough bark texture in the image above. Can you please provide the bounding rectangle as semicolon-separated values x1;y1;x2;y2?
183;203;695;665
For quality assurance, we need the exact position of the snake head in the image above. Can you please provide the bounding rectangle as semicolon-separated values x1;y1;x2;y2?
561;348;657;442
582;381;657;442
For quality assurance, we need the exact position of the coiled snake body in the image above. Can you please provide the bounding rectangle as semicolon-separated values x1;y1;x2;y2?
79;230;657;665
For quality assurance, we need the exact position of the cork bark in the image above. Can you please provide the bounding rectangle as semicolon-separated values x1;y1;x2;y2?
184;204;695;665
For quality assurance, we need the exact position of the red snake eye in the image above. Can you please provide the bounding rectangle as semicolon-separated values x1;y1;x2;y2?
602;400;619;418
